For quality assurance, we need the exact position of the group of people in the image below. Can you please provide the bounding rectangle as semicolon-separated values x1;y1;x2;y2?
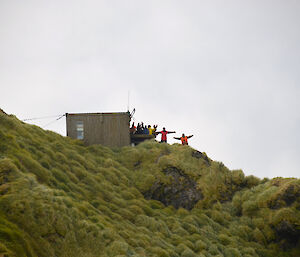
130;122;193;145
157;127;194;145
130;122;158;135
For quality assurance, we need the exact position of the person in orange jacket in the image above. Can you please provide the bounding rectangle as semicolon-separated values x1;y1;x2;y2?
174;133;193;145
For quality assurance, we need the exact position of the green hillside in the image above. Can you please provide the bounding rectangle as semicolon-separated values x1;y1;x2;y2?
0;109;299;257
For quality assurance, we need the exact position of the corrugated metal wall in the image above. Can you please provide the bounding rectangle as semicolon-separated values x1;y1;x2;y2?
66;113;130;147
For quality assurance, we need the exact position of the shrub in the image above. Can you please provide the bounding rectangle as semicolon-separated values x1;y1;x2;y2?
231;170;245;186
224;247;241;257
241;247;257;256
55;152;68;164
175;243;188;254
252;218;265;229
208;244;220;255
177;208;189;217
245;175;260;188
229;224;252;241
194;239;207;252
150;246;169;257
252;228;266;245
21;154;51;184
116;208;135;221
181;248;197;257
0;220;35;257
172;224;189;237
51;168;69;184
271;207;299;226
210;210;227;225
128;205;144;215
71;166;87;181
149;200;165;209
0;158;18;178
106;240;129;256
218;234;231;246
262;226;275;242
242;200;259;217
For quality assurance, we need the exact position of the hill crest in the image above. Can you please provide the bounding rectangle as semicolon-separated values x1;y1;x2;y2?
0;110;299;257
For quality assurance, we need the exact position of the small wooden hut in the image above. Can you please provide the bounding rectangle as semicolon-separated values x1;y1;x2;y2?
66;112;131;147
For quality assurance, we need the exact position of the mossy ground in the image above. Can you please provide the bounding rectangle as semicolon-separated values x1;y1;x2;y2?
0;111;299;256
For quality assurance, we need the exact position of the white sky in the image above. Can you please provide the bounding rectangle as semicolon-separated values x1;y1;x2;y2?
1;0;299;178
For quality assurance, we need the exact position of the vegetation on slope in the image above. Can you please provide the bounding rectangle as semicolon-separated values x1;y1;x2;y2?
0;109;299;257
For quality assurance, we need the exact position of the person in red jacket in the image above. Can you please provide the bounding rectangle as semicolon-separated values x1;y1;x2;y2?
130;122;136;134
174;133;193;145
156;127;176;143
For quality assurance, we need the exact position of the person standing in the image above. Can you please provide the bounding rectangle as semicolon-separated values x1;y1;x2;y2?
174;133;193;145
136;123;142;134
156;127;176;143
148;125;153;135
130;122;136;134
152;125;158;137
143;125;149;134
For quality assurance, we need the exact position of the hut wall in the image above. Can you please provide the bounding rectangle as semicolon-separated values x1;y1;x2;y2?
66;113;130;147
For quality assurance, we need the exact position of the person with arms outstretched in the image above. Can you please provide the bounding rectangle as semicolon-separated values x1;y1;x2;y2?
174;133;193;145
156;127;176;143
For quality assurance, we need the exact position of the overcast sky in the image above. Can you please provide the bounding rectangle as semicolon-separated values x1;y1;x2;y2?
1;0;299;179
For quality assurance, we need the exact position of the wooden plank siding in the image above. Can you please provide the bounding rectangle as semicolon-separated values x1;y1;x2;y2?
66;112;130;147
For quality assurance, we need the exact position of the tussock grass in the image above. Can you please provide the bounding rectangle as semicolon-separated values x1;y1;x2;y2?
0;111;299;256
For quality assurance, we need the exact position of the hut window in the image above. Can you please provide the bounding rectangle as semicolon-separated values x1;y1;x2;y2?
76;121;84;139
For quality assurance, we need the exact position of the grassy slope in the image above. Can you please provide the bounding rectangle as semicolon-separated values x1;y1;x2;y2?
0;110;299;257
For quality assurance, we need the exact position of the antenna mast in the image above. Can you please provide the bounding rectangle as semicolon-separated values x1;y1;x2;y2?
127;90;130;111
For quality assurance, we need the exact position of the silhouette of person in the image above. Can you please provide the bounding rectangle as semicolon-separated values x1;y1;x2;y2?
156;127;176;143
174;133;193;145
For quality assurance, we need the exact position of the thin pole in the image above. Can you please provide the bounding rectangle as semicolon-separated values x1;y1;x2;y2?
127;90;130;111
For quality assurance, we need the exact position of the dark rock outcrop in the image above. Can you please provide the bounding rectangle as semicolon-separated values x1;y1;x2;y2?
192;150;210;164
275;221;300;249
144;167;202;210
269;184;300;209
